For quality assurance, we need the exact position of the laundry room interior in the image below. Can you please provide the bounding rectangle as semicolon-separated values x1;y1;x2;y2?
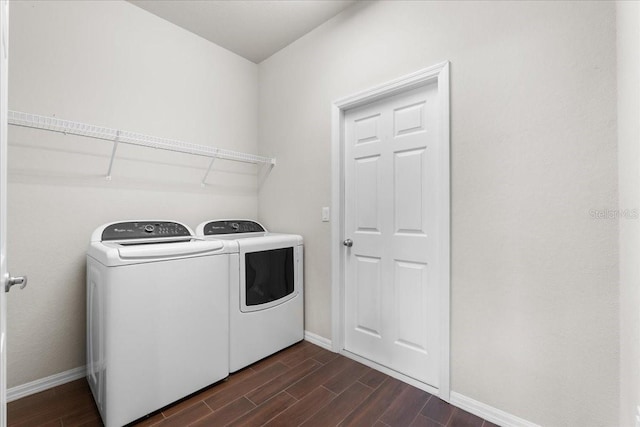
2;0;639;426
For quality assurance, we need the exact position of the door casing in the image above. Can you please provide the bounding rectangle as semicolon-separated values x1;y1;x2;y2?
330;62;450;400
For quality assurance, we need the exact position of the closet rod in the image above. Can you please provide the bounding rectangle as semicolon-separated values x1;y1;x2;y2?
7;111;276;166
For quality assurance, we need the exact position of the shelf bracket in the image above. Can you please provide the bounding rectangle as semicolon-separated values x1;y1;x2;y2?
200;151;218;187
106;131;120;180
258;158;277;191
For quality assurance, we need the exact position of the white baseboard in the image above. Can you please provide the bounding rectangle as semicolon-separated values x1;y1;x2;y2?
7;365;86;402
450;392;540;427
304;330;333;350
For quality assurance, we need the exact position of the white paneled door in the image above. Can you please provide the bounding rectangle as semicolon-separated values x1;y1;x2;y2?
344;82;443;388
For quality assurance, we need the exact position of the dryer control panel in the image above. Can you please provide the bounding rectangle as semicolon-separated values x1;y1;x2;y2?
101;221;191;241
203;220;265;235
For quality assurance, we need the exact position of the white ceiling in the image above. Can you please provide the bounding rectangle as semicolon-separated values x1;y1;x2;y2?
128;0;357;63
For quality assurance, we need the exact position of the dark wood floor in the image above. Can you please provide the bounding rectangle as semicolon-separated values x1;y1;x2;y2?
8;341;497;427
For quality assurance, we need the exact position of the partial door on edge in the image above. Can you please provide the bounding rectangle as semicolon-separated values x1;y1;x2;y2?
343;82;442;388
0;0;8;423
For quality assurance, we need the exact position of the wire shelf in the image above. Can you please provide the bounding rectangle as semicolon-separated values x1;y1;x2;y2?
8;110;276;167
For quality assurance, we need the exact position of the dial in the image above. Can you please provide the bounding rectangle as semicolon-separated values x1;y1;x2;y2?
144;224;155;233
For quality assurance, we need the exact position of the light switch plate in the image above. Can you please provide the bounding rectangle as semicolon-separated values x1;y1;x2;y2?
322;207;330;222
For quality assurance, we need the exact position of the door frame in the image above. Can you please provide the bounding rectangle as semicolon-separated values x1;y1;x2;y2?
330;62;450;400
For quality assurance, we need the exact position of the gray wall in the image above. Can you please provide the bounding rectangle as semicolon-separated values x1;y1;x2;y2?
7;0;258;388
257;1;618;425
617;1;640;426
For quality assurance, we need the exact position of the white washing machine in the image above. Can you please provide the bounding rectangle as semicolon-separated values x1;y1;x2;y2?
196;220;304;372
86;220;231;427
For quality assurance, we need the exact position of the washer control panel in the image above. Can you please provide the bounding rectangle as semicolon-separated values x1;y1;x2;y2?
203;220;265;235
102;221;191;241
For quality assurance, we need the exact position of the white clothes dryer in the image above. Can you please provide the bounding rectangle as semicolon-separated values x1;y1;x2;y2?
86;221;231;427
196;220;304;372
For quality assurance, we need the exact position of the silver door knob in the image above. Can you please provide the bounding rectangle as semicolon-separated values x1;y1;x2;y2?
343;239;353;247
5;274;27;293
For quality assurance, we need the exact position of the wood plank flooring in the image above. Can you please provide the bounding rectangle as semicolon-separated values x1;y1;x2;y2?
7;341;497;427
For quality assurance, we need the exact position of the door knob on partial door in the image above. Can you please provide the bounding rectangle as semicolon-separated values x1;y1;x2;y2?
343;239;353;247
5;273;27;292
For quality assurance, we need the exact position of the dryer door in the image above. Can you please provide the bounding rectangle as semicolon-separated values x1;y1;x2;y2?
240;245;298;313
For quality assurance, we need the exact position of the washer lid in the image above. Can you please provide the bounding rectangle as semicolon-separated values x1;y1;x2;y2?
116;239;225;260
88;238;230;266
